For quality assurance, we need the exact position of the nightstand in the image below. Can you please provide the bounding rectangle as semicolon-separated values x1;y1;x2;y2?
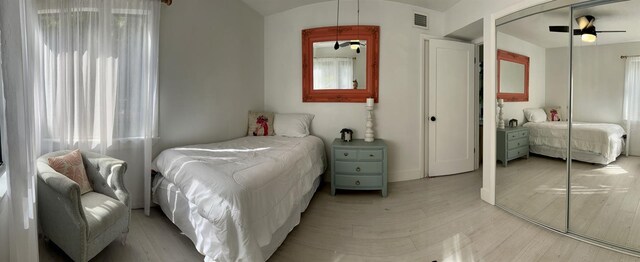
331;138;388;197
497;127;529;167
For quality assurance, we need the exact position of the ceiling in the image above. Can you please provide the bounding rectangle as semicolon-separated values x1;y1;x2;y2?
498;1;640;48
241;0;463;16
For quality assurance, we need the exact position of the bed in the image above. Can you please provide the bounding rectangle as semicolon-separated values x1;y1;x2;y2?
152;135;326;262
523;121;626;164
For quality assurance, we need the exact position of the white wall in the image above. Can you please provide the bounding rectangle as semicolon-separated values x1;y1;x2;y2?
546;42;640;124
545;46;569;118
444;0;535;36
497;32;546;124
264;0;445;182
0;194;8;261
155;0;265;156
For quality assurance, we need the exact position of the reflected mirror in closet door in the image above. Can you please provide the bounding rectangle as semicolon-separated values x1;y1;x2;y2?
569;0;640;252
494;6;571;231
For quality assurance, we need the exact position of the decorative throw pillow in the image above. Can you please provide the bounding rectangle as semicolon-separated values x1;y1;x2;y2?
247;111;275;136
48;149;93;194
523;108;547;123
544;106;563;121
274;113;315;137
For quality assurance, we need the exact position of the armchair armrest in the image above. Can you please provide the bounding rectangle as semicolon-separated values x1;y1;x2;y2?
81;151;130;207
36;161;89;242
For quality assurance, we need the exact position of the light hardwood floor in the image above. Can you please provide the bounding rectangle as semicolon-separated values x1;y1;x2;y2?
40;169;640;261
497;155;640;252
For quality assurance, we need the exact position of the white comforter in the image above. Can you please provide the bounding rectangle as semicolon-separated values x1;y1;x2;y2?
523;121;625;161
153;136;326;261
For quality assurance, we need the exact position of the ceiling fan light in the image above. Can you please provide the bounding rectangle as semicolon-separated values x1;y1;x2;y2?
582;33;597;42
350;41;359;50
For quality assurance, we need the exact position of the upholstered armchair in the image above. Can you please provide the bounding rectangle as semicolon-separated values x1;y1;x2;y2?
37;150;130;262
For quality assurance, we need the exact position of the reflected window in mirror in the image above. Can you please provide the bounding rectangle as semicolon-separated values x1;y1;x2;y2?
302;26;379;103
497;49;529;102
312;41;367;90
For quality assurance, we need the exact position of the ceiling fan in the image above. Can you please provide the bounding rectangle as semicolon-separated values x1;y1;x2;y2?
549;15;626;42
333;0;364;53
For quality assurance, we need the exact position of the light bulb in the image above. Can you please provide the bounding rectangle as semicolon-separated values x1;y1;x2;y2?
581;33;597;42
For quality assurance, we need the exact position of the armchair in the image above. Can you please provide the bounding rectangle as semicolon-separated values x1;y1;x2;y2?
37;150;130;262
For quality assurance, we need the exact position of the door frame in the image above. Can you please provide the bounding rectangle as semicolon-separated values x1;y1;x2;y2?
419;35;480;178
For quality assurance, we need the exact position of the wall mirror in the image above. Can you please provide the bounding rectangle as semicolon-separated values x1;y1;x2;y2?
497;49;529;102
302;25;379;102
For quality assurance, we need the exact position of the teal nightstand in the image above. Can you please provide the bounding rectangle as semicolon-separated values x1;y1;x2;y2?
331;138;388;197
497;127;529;167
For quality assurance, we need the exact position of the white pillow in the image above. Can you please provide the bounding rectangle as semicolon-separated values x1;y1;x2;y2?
523;108;547;123
274;113;315;137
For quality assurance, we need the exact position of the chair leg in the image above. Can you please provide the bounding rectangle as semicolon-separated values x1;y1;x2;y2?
121;232;128;246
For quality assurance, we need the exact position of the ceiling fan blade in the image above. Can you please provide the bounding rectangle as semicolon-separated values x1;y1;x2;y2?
339;42;350;47
549;26;569;32
596;30;626;33
573;29;582;35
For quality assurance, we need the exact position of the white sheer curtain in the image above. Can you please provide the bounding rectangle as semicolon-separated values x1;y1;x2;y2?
29;0;160;208
313;58;354;89
624;57;640;156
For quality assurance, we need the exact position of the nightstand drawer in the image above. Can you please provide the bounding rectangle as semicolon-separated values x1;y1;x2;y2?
335;149;358;161
508;147;528;159
335;161;382;174
358;150;383;161
334;175;382;188
508;138;528;150
508;130;529;140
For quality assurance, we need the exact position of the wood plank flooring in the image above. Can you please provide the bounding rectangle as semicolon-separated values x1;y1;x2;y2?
40;168;640;261
497;155;640;252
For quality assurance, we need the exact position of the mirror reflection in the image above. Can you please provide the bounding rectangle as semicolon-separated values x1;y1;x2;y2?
495;7;570;231
313;41;367;90
499;60;525;93
496;0;640;253
569;0;640;251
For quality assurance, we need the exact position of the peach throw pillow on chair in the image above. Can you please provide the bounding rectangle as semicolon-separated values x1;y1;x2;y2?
48;149;93;194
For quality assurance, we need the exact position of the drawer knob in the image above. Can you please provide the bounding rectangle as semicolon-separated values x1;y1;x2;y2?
369;154;374;157
356;167;361;172
355;180;360;185
344;152;349;156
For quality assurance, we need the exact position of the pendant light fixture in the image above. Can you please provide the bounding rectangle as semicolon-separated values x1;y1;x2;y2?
351;0;360;54
334;0;340;50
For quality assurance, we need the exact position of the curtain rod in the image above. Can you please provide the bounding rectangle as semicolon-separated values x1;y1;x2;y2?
621;55;640;59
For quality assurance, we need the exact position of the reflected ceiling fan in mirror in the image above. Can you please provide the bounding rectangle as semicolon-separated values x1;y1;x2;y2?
549;15;626;42
333;0;364;53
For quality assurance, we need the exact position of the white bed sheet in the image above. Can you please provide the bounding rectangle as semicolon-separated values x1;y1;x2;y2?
153;136;326;261
523;121;625;164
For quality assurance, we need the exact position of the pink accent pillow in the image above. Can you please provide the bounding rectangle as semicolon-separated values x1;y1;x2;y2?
48;149;93;194
247;111;275;136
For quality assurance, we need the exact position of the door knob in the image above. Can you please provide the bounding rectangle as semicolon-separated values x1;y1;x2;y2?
430;116;436;121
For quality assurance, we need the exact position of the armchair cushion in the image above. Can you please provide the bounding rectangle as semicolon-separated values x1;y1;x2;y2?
48;149;93;194
81;192;128;240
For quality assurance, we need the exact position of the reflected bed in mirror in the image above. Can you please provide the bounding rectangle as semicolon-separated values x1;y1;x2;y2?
497;49;529;102
302;26;379;102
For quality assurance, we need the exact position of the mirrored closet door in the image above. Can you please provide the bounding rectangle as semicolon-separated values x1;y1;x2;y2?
569;0;640;252
495;6;571;231
495;0;640;254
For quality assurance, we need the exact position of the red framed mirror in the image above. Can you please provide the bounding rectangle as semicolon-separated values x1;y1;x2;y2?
497;49;529;102
302;25;379;103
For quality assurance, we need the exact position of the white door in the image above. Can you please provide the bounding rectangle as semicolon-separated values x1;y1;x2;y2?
428;39;475;177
